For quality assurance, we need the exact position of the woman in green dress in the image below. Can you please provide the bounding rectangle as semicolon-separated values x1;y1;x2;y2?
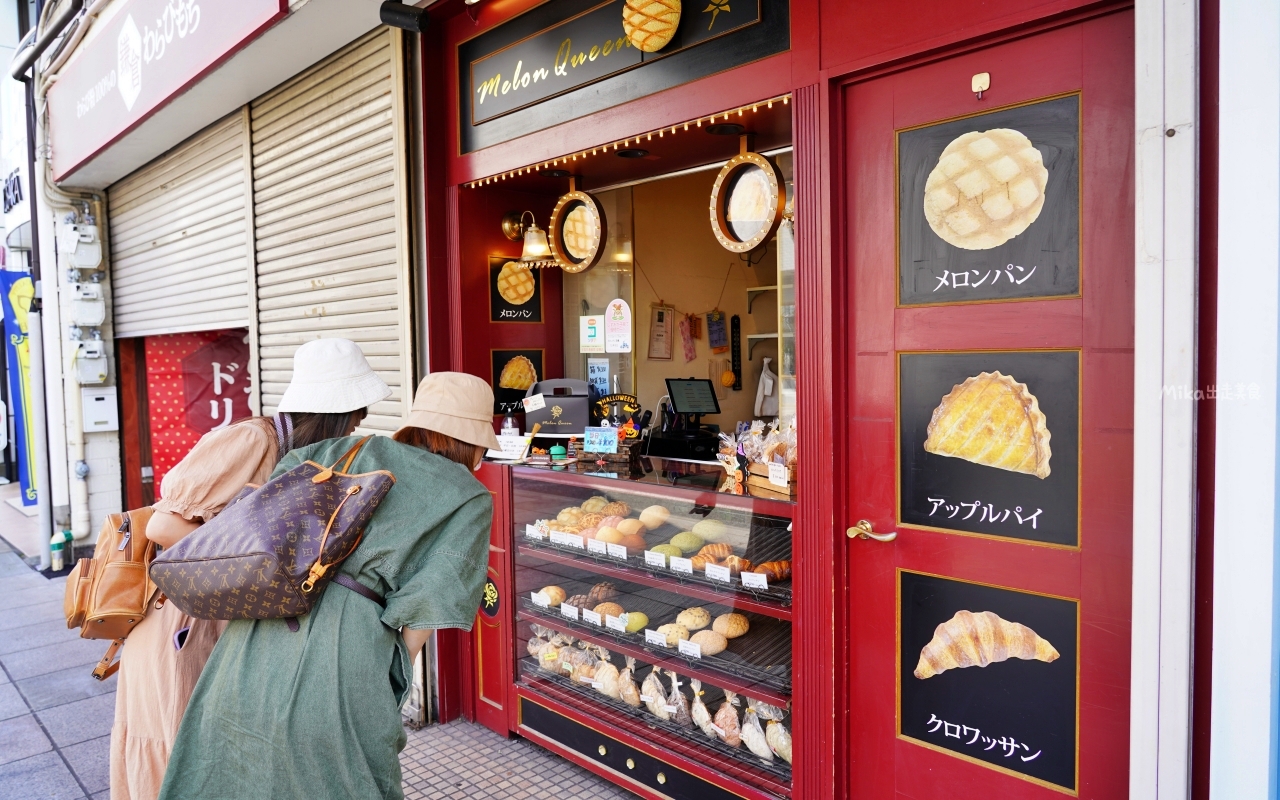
157;372;502;800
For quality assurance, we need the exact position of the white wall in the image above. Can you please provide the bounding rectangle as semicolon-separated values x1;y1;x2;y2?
1209;0;1280;796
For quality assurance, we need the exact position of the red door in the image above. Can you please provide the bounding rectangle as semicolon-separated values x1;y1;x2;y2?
471;462;515;735
843;11;1133;798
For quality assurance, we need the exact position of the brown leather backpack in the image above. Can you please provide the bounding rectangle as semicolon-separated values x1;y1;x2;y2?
64;507;159;680
149;436;394;626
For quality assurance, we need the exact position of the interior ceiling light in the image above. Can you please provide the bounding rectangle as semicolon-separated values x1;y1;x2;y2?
706;122;746;136
617;148;649;159
379;1;428;32
546;169;571;178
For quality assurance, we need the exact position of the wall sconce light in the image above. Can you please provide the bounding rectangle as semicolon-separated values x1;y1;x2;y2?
502;211;551;262
379;1;428;33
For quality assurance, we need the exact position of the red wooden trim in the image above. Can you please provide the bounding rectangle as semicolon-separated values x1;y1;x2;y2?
116;337;149;510
445;184;465;373
517;544;793;620
791;81;840;800
516;684;789;800
422;17;453;374
1191;0;1219;796
516;609;791;707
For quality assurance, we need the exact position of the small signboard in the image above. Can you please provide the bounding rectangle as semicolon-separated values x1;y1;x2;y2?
490;257;543;322
583;426;619;454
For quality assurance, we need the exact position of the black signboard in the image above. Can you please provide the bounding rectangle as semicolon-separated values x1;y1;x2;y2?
458;0;787;153
490;256;543;323
898;350;1079;546
898;94;1080;306
900;570;1078;792
492;349;545;415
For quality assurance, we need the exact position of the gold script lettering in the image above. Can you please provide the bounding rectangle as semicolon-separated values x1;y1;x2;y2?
554;39;571;76
602;39;613;56
589;45;599;61
476;73;501;104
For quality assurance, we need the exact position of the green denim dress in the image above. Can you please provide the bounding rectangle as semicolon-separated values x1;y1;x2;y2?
156;436;493;800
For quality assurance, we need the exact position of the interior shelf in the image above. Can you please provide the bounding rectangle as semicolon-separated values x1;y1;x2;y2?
746;285;778;313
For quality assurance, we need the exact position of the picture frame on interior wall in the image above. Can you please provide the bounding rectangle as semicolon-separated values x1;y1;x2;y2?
648;304;674;360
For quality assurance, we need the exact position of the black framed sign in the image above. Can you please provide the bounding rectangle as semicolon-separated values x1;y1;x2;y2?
899;570;1078;792
492;349;544;415
490;257;543;322
898;94;1081;306
898;350;1080;547
457;0;788;153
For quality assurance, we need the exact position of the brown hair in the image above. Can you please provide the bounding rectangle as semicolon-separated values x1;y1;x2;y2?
288;408;368;451
393;426;486;469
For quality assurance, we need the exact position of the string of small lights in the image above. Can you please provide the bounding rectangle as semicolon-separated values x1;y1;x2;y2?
463;93;791;189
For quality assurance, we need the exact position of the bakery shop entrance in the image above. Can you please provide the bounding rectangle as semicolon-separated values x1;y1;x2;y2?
840;13;1134;797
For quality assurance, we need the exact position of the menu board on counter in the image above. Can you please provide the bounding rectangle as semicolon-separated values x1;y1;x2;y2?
898;350;1080;546
899;570;1078;792
898;94;1081;306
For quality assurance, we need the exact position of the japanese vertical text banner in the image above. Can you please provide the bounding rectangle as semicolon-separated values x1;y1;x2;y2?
0;270;35;505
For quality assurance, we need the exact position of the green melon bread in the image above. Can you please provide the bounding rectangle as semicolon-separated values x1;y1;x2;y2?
668;532;705;554
650;544;683;559
691;519;732;543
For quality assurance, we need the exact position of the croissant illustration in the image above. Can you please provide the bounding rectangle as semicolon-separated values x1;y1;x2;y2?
914;610;1059;679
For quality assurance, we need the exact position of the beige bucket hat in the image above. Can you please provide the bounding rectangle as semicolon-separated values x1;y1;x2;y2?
398;372;501;451
277;338;392;414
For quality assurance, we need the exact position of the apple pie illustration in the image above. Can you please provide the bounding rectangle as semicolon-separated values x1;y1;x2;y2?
496;261;536;305
923;128;1049;250
924;371;1051;479
498;355;537;391
915;610;1059;679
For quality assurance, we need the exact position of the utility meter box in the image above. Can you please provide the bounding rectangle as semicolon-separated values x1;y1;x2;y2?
82;387;119;433
57;223;102;270
70;283;106;326
75;340;108;385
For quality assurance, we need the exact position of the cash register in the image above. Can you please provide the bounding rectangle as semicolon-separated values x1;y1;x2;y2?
643;378;722;462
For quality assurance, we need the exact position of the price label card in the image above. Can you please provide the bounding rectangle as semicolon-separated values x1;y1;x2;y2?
562;661;574;672
588;679;602;689
741;571;769;590
644;629;668;647
548;531;568;546
669;556;693;575
489;436;533;461
606;543;629;560
581;609;602;626
664;704;679;714
640;694;654;703
644;550;667;568
587;539;608;555
531;591;550;608
677;639;702;659
522;393;546;412
583;426;619;454
525;524;546;541
565;534;585;550
606;614;628;633
560;603;579;620
768;461;790;488
705;563;732;583
711;724;725;736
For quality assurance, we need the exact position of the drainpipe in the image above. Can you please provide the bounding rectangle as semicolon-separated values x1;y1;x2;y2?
23;72;51;568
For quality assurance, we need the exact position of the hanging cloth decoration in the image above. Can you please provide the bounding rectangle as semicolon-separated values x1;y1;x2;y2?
755;357;779;418
678;315;697;363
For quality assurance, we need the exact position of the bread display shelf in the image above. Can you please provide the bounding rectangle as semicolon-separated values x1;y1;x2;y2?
519;604;791;705
517;542;793;619
518;657;794;782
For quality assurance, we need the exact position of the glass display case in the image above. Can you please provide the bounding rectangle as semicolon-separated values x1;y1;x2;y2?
511;463;794;799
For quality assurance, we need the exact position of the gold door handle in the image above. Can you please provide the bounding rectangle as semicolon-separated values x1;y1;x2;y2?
847;520;897;542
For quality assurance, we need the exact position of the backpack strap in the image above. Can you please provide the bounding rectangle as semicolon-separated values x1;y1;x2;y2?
91;639;125;681
310;436;374;484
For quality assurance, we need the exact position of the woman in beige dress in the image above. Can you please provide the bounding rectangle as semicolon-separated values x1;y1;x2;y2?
109;338;391;800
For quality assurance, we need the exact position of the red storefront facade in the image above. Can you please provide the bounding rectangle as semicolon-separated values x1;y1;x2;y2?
416;0;1155;798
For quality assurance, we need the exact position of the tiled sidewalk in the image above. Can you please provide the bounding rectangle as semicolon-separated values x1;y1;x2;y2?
0;542;634;799
0;547;115;800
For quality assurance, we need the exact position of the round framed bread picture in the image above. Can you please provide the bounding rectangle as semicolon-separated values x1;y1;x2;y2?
549;190;607;273
710;152;786;253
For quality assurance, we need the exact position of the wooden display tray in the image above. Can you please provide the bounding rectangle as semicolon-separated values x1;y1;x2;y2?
745;464;797;501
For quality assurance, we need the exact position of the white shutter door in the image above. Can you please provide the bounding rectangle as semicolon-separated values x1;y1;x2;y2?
250;28;413;432
108;112;251;337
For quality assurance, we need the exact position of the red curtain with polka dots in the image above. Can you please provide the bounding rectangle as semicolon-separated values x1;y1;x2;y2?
143;330;251;494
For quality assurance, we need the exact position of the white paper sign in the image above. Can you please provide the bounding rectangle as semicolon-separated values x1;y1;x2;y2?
768;461;790;488
705;563;732;583
711;724;725;736
531;591;550;608
488;435;533;461
587;538;608;555
741;571;769;590
524;524;546;541
522;393;546;412
606;543;629;560
582;609;602;626
645;629;668;647
644;550;667;568
587;358;610;396
677;639;702;659
565;534;585;550
669;556;693;575
580;316;606;353
640;694;654;703
664;704;679;714
606;614;628;633
605;298;632;353
560;603;579;620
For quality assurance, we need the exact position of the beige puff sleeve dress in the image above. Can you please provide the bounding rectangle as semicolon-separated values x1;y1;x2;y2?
109;418;279;800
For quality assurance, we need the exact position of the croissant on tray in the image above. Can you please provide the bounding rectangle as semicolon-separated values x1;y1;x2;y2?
753;560;792;581
697;543;733;560
914;610;1059;679
721;555;754;576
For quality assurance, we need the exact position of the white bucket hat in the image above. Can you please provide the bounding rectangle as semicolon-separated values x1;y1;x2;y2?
396;372;502;451
277;338;392;414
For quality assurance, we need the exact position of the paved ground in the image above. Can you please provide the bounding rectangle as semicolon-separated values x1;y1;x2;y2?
0;543;634;799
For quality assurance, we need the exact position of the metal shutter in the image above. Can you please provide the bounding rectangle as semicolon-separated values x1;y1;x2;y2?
250;28;413;432
108;111;252;337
